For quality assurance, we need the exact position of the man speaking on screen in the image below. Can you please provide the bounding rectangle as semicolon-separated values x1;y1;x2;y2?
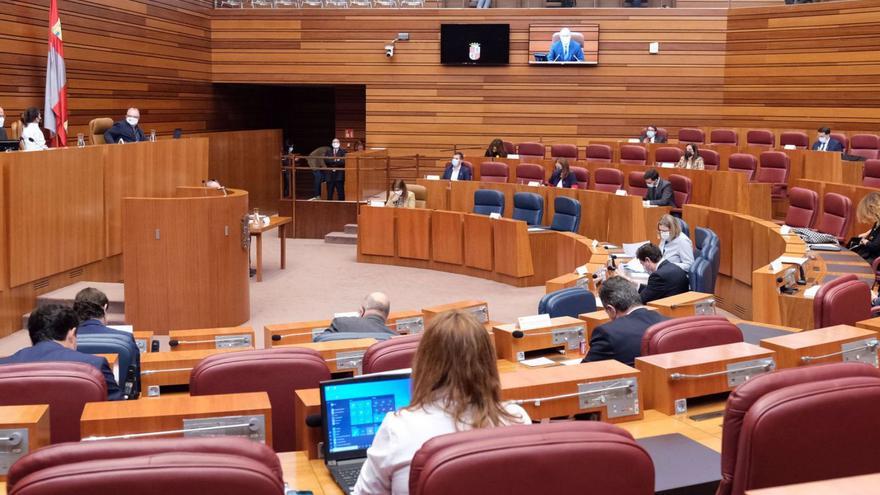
547;28;584;62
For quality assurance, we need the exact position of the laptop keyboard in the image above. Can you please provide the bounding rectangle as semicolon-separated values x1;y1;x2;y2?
332;462;365;493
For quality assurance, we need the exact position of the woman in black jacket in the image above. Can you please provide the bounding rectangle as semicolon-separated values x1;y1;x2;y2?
852;192;880;264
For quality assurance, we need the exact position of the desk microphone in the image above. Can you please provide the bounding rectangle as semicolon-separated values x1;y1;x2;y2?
776;277;798;295
169;339;179;347
512;329;581;339
271;332;315;342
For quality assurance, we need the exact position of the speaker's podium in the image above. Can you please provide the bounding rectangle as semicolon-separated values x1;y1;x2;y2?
123;186;250;334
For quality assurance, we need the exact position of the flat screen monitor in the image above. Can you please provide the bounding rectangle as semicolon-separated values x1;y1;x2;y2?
441;24;510;66
0;140;19;152
529;24;599;65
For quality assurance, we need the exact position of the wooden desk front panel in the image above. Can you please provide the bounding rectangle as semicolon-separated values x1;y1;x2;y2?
0;405;50;482
396;208;431;260
423;300;489;326
463;214;494;271
493;317;586;361
647;291;714;318
358;206;395;256
283;339;377;374
168;326;255;351
415;179;450;210
760;325;878;369
493;219;534;278
430;210;464;265
265;319;332;347
141;347;251;388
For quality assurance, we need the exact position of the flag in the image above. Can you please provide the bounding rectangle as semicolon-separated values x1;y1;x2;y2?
44;0;68;147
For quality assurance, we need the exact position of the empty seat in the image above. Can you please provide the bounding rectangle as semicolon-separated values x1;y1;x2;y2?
550;144;578;160
479;162;509;183
593;168;624;193
815;192;852;241
512;192;544;226
689;258;712;294
409;422;654;495
619;145;647;165
831;132;849;151
756;151;790;198
780;131;809;149
549;196;581;232
473;189;505;216
700;244;721;293
863;159;880;188
538;287;596;318
849;134;880;160
654;147;683;164
502;141;516;155
515;163;545;185
571;166;589;189
813;274;872;328
585;144;612;163
641;316;743;356
701;148;720;170
783;187;819;228
362;333;422;374
694;226;718;258
678;128;705;144
710;129;738;145
410;184;427;208
89;117;113;145
746;129;775;148
627;171;648;197
728;153;757;181
517;142;545;161
668;174;692;214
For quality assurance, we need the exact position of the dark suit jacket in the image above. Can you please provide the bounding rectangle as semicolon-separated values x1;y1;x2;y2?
548;170;577;188
77;319;138;346
103;120;146;144
441;163;472;181
639;133;667;144
0;340;122;400
645;178;675;206
811;139;844;152
853;223;880;264
639;260;690;304
0;127;7;141
327;314;397;336
582;308;669;366
324;147;347;170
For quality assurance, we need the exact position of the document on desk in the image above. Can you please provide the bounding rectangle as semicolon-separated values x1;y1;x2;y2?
624;257;647;273
803;285;821;299
519;357;557;367
778;256;808;265
560;358;584;366
623;241;649;257
108;325;134;334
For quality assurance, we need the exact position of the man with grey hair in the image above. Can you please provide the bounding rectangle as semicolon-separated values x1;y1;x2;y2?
325;292;397;336
0;107;7;140
547;28;584;63
581;277;668;366
104;107;146;143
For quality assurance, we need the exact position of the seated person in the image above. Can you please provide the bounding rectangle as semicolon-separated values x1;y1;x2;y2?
74;287;138;346
811;127;844;152
548;157;576;188
441;152;472;181
0;304;122;400
657;214;694;271
484;138;508;158
325;292;398;336
354;310;530;495
385;179;416;208
631;243;690;304
850;192;880;264
643;168;675;206
0;106;7;141
639;124;667;144
547;28;584;62
104;108;146;143
20;107;48;151
582;277;668;366
676;143;704;170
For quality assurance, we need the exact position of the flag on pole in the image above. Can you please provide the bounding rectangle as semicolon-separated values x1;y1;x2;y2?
44;0;68;147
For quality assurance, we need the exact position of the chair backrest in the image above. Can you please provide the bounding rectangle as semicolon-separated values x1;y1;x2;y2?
619;144;647;165
779;131;809;149
728;153;757;181
409;184;427;208
702;243;721;293
830;132;849;151
710;129;738;145
640;316;743;356
677;217;690;239
863;159;880;188
0;362;106;443
549;196;581;232
515;163;545;185
571;166;589;189
746;129;775;148
756;151;790;184
7;437;285;495
549;143;578;159
850;134;880;160
512;192;544;226
784;187;818;228
718;362;880;495
362;333;422;374
585;144;613;163
76;333;140;394
627;171;648;197
815;192;852;240
89;117;113;145
502;141;516;155
409;422;654;495
313;331;394;342
668;174;692;208
700;148;720;170
689;257;711;293
654;147;683;164
678;128;705;144
473;189;505;216
10;120;23;141
537;287;596;318
479;161;509;183
694;226;718;257
593;167;624;193
189;348;331;452
812;274;871;328
516;142;545;160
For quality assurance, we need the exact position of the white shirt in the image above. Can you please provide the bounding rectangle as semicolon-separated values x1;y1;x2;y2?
450;165;460;181
353;402;531;495
556;179;564;188
660;233;695;271
21;122;48;151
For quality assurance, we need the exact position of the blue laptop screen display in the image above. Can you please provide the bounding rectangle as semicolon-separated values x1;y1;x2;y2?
324;376;412;454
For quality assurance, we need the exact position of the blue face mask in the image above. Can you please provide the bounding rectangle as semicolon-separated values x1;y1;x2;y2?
452;158;460;166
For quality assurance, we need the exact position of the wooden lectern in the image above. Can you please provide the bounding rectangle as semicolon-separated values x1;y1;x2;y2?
123;187;250;334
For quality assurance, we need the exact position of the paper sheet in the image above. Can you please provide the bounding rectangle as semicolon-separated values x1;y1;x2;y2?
625;257;647;273
108;325;133;334
560;358;584;366
803;285;821;299
623;241;649;257
519;357;557;367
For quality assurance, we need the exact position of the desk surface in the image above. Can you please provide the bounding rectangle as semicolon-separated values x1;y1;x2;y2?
745;472;880;494
250;215;292;234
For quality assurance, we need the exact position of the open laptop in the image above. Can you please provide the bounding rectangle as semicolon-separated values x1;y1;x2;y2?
0;140;20;152
320;372;412;494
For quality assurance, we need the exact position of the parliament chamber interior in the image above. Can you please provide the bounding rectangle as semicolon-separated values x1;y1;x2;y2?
2;0;880;493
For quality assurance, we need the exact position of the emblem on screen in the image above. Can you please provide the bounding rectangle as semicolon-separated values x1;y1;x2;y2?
468;42;481;61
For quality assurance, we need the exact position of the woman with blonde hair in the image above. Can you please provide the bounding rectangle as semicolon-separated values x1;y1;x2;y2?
851;192;880;263
657;214;694;271
353;310;530;495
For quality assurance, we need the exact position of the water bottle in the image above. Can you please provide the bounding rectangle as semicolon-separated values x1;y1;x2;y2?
77;133;85;148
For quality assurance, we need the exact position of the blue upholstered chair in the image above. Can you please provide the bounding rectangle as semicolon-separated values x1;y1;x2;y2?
512;192;544;226
473;189;505;216
677;218;690;240
537;287;597;319
702;244;720;293
76;333;140;397
689;258;711;293
550;196;581;233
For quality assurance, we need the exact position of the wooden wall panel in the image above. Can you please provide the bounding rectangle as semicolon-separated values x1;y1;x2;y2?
205;129;282;214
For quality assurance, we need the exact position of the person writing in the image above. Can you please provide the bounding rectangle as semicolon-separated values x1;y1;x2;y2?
811;127;844;152
385;179;415;208
104;108;146;144
676;143;704;170
547;28;584;63
639;125;666;144
643;168;675;206
632;243;690;304
548;157;576;188
353;310;531;495
20;107;48;151
485;138;508;158
657;214;694;271
850;192;880;264
441;152;472;181
324;138;347;200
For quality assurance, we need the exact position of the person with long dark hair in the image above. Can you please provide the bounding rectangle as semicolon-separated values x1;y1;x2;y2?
548;157;576;188
385;179;415;208
484;138;508;158
676;143;704;170
20;107;48;151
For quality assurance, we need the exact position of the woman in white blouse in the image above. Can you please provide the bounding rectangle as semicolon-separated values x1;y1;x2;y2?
20;107;48;151
658;214;694;271
353;310;531;495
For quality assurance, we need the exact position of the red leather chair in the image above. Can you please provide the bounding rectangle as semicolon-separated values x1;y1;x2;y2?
189;348;331;452
654;147;683;164
831;132;849;152
701;148;720;170
813;274;872;328
756;151;790;198
515;163;545;185
409;422;654;495
627;171;648;197
849;134;880;160
6;437;285;495
479;161;509;183
746;129;775;148
678;128;705;144
718;362;880;495
641;316;743;356
783;187;818;228
585;144;613;163
668;174;692;215
0;362;107;444
516;142;545;161
362;333;422;374
815;192;852;242
549;144;578;160
593;168;624;193
862;159;880;188
571;166;589;189
710;129;738;145
780;131;809;149
728;153;757;181
619;145;647;165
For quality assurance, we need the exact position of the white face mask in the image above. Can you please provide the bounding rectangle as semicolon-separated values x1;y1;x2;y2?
0;117;5;128
126;116;139;126
646;130;656;138
819;135;829;143
647;182;656;188
394;189;402;195
332;142;340;149
452;158;460;167
660;231;671;240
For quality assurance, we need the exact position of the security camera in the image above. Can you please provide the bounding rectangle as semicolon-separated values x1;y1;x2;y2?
384;44;394;58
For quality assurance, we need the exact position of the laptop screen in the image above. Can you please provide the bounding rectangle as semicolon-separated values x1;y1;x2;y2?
321;373;412;461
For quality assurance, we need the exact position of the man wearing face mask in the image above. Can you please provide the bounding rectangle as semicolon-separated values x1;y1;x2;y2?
547;28;584;63
643;168;675;206
811;127;844;152
324;138;347;201
639;125;667;144
0;107;7;141
104;108;146;144
632;243;690;304
581;277;668;366
441;151;472;181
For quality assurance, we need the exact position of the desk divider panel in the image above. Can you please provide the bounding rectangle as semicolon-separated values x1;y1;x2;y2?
463;214;494;271
396;208;431;260
431;210;464;265
493;218;534;278
358;206;395;256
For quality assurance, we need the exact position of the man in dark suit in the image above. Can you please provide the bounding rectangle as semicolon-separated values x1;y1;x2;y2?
639;125;667;144
582;277;668;366
104;108;146;144
324;292;398;336
634;243;690;304
324;137;346;200
643;168;675;206
811;127;845;152
0;304;122;400
0;106;7;141
441;152;472;181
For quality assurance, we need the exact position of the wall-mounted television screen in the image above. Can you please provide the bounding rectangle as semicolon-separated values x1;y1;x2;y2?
441;24;510;66
529;24;599;65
